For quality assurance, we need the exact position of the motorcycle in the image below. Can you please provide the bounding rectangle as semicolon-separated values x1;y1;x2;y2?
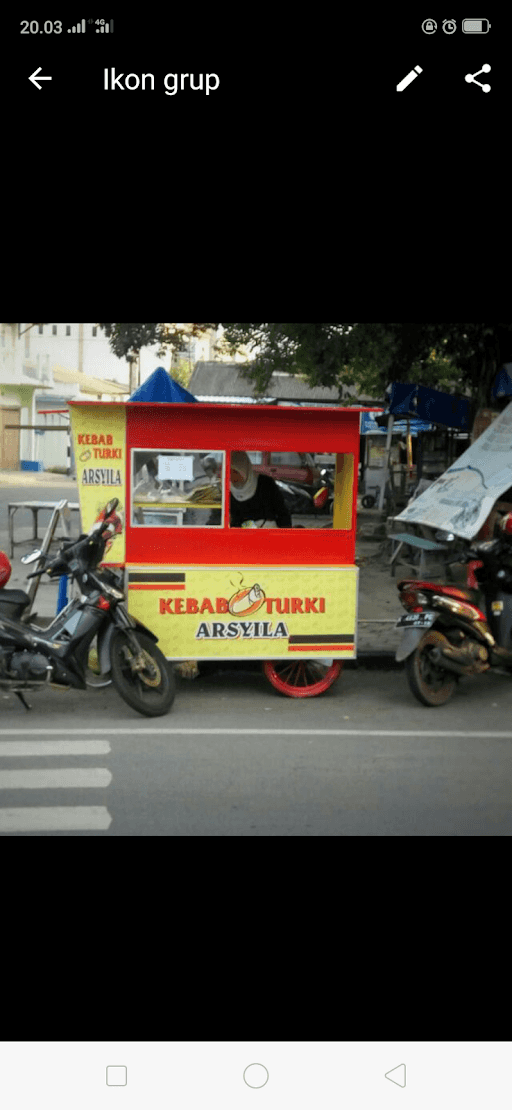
0;498;175;716
276;479;317;516
276;471;333;517
395;511;512;706
315;467;334;513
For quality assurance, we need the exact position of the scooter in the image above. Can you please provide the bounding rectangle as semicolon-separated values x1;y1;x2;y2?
276;480;316;516
315;468;334;513
276;475;332;516
395;511;512;706
0;498;175;716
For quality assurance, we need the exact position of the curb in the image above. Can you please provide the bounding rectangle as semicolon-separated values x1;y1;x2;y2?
345;652;401;666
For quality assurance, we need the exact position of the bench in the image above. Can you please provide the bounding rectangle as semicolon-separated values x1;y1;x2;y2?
388;531;449;577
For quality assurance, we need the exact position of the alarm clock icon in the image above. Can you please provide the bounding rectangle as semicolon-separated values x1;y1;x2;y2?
443;19;457;33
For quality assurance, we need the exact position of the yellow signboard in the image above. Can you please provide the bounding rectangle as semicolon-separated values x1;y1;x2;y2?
69;405;126;564
127;565;358;660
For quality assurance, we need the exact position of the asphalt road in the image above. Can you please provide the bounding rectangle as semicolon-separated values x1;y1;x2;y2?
1;657;512;835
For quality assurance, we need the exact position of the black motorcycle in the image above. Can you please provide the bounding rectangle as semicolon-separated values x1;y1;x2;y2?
0;498;175;716
276;472;333;516
275;479;315;515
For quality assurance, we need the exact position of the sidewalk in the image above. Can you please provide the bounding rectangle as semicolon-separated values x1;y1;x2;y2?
0;469;78;488
0;471;403;653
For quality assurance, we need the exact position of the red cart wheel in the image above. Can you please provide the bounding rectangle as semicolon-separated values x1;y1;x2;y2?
263;658;342;697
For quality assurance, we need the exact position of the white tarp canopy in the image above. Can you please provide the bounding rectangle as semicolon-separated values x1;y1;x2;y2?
394;401;512;540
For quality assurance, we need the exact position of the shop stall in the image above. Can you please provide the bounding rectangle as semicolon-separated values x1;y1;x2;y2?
69;399;378;697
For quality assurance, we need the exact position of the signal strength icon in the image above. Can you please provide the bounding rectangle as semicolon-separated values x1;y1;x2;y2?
68;18;86;31
85;18;114;32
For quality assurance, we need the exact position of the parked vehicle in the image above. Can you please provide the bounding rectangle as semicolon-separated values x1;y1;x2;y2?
248;451;321;491
273;470;334;518
276;480;319;516
395;513;512;706
314;467;334;513
0;499;175;716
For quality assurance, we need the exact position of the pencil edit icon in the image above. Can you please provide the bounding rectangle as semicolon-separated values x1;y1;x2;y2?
397;65;423;91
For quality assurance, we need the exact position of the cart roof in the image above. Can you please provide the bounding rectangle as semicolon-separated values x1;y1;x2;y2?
68;400;381;415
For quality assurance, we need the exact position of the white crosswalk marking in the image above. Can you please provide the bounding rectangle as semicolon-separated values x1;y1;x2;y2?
0;768;112;788
0;738;113;833
0;807;112;831
0;741;111;755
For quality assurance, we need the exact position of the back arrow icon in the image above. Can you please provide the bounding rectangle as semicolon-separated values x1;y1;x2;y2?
385;1064;406;1088
29;67;52;89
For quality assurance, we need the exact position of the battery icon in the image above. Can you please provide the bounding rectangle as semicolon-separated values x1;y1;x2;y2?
462;19;491;32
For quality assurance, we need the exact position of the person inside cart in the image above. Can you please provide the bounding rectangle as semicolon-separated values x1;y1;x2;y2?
229;450;292;527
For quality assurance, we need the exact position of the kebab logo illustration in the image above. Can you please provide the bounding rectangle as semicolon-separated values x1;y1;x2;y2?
193;572;289;641
228;575;266;617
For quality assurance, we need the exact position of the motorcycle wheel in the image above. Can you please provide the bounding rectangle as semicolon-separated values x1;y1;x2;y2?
405;630;457;706
109;629;176;716
362;495;375;508
263;658;342;697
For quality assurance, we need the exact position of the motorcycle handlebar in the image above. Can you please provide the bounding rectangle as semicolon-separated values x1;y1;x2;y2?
25;535;91;578
451;542;503;564
24;499;120;578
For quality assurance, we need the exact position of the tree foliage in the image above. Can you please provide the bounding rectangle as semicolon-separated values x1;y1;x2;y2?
97;322;512;412
97;323;216;361
220;322;512;410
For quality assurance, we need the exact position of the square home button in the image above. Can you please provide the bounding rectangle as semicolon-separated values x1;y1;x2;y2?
107;1067;127;1086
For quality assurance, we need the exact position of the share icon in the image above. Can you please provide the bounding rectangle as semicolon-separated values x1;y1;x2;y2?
465;63;491;91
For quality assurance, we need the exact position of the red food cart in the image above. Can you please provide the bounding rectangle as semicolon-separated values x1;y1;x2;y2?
69;399;376;697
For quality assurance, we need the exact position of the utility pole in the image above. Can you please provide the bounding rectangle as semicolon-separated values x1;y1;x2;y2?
378;414;394;511
128;354;137;394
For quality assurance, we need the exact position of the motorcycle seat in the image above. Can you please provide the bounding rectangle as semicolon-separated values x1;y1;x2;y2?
0;588;31;607
398;580;482;605
436;585;482;604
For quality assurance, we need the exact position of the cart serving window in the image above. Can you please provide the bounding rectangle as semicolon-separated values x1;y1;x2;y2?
131;449;225;527
69;400;379;697
131;445;355;533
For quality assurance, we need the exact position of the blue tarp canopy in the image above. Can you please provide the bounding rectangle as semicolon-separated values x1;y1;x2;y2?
128;366;197;403
386;382;472;430
491;364;512;400
360;411;433;435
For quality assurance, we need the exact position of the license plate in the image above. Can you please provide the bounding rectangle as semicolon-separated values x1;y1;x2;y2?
395;610;436;629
